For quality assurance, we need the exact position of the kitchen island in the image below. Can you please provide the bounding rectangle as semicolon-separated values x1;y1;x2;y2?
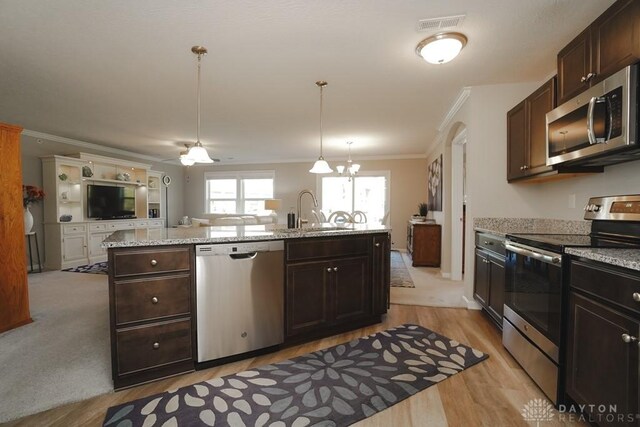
103;224;391;389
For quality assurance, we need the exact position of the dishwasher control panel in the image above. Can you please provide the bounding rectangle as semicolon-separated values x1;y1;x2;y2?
196;240;284;256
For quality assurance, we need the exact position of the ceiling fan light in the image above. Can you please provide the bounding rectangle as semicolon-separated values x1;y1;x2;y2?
416;32;467;64
186;143;214;163
310;158;333;174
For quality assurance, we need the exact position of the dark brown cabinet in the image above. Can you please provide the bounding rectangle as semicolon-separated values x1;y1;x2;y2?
108;245;195;390
285;234;389;342
372;233;390;315
407;222;441;267
473;233;505;327
566;259;640;424
558;0;640;104
507;77;556;182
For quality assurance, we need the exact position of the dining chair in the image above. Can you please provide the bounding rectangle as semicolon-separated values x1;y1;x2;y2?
351;210;367;223
328;210;355;223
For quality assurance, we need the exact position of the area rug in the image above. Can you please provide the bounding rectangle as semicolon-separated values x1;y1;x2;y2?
62;262;108;275
103;324;488;427
390;251;415;288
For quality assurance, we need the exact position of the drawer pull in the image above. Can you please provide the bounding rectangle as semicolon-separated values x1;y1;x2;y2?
633;292;640;302
151;296;159;304
327;267;332;272
375;243;380;247
150;259;158;266
622;333;637;343
333;267;338;272
153;342;160;349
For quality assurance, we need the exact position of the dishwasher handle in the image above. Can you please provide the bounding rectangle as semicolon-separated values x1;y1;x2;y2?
229;252;258;260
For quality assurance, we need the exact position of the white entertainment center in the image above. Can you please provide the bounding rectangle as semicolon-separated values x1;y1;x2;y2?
41;153;166;269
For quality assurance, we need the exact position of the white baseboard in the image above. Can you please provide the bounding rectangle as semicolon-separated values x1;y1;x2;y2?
462;296;482;310
441;272;451;278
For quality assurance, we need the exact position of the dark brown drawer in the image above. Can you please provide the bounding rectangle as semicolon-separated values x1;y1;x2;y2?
571;260;640;314
475;232;505;257
113;247;190;277
287;236;369;262
114;275;191;325
116;319;192;375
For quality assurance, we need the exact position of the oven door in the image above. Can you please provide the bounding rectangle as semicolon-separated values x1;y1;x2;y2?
504;241;563;358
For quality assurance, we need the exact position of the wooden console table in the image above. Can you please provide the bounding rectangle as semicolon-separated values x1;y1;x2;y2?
406;221;441;267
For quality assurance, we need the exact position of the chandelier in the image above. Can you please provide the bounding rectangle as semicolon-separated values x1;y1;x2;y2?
336;141;360;181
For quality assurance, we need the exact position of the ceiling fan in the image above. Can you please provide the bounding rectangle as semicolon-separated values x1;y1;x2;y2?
161;143;220;166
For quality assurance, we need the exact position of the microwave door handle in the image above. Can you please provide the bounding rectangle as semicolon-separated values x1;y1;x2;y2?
505;243;561;265
605;96;613;141
587;96;598;145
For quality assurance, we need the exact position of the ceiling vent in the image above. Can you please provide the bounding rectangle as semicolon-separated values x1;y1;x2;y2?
417;14;466;32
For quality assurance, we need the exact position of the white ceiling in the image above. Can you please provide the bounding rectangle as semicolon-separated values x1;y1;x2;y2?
0;0;613;164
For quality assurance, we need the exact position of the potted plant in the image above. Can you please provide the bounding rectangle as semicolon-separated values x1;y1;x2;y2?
23;185;45;233
412;202;428;222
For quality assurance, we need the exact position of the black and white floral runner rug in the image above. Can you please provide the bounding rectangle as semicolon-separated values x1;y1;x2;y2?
103;324;488;427
62;262;108;275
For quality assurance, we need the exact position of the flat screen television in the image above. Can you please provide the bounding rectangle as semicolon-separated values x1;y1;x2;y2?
87;185;136;219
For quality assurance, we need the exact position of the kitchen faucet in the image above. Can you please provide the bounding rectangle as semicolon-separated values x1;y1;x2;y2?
297;189;318;228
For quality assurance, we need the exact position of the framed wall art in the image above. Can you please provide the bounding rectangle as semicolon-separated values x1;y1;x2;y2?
428;154;442;212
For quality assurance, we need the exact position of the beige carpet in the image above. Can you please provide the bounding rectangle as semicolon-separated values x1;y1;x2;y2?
0;271;112;423
390;252;465;308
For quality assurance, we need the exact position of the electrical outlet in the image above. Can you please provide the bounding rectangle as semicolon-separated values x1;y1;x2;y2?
568;194;576;209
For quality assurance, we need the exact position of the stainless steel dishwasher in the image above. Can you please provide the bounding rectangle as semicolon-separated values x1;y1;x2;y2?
195;240;284;363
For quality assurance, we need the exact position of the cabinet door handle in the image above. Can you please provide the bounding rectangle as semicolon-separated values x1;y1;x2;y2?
483;241;494;245
151;296;159;304
375;242;380;247
327;267;332;272
586;72;597;81
580;75;588;83
622;333;637;343
519;166;525;171
632;292;640;302
333;267;338;272
150;259;158;266
152;342;160;349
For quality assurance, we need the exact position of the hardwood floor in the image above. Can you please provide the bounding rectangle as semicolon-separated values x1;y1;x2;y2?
3;305;583;426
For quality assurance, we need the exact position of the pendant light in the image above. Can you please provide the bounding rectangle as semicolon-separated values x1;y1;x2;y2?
336;141;360;181
309;81;333;174
179;144;195;166
185;46;215;164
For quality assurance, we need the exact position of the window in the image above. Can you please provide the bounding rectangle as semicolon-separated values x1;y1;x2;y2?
319;172;389;223
205;171;274;214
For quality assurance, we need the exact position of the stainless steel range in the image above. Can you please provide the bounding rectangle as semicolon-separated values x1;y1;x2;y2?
503;195;640;405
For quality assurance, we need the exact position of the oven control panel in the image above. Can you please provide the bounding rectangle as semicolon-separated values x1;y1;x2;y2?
584;195;640;220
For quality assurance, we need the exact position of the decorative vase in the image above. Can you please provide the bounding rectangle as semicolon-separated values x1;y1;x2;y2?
24;205;34;234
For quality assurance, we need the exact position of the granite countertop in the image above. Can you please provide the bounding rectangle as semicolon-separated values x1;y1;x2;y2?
474;218;591;237
102;223;390;248
565;248;640;272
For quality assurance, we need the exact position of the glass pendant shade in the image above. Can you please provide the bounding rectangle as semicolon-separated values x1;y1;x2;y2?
186;142;214;163
180;154;195;166
416;32;467;64
336;165;345;174
350;163;361;174
310;158;333;174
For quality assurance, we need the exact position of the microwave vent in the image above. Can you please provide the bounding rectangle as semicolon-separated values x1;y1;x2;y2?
417;14;466;32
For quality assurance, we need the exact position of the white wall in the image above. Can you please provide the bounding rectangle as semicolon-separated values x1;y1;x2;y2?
434;82;640;300
183;158;427;249
20;135;185;264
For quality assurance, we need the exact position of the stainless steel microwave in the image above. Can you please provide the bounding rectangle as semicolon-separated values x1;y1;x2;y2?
546;64;638;167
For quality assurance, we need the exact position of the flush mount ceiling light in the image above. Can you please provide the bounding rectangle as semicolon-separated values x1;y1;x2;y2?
309;80;333;174
184;46;215;164
336;141;360;181
415;32;468;64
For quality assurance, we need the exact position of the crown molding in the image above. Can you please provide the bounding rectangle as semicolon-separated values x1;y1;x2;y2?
187;153;428;166
22;129;165;163
437;86;471;133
